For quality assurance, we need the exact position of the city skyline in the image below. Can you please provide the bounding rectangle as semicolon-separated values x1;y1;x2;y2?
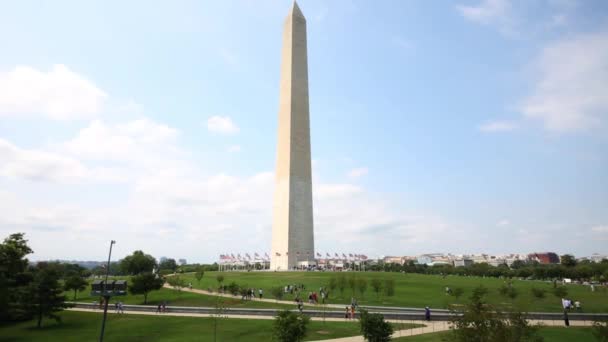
0;0;607;262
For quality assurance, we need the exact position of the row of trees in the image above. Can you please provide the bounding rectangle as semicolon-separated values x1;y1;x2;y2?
371;258;608;282
325;274;396;300
0;233;72;327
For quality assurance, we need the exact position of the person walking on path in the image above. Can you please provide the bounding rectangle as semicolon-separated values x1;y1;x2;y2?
156;304;162;314
563;310;570;327
118;302;124;314
259;288;263;299
425;306;431;321
345;306;350;319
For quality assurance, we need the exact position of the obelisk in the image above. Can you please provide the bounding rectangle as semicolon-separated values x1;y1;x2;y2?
270;1;315;271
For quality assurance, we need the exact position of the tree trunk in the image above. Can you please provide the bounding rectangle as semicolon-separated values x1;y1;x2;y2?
37;307;43;328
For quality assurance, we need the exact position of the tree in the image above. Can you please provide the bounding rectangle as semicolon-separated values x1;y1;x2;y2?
128;272;164;304
337;274;347;296
552;286;568;299
0;233;34;322
560;254;577;267
64;275;88;300
359;309;393;342
27;262;72;328
498;285;518;301
451;288;464;302
357;278;368;299
216;274;225;287
371;278;383;299
592;320;608;342
383;279;395;297
530;287;546;300
271;286;284;301
195;268;205;285
272;310;310;342
510;260;526;269
158;258;178;272
447;286;543;342
120;250;157;275
167;275;186;292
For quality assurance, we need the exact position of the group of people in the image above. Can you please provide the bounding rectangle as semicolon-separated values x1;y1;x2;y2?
561;298;582;312
284;283;306;294
155;302;168;314
241;288;263;300
113;302;125;314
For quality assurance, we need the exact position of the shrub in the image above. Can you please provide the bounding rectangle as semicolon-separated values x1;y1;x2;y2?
359;309;393;342
272;310;310;342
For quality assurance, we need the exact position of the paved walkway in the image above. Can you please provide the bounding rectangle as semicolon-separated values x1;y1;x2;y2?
69;307;593;342
164;284;349;309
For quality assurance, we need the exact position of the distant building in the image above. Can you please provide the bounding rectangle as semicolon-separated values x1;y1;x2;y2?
454;259;474;267
383;256;405;265
528;252;559;264
416;255;433;266
178;258;187;265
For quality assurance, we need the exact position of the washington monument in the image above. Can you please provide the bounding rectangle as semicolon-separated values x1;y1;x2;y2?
270;2;315;271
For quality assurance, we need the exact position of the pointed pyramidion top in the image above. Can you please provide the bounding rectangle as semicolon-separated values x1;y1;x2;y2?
288;0;305;20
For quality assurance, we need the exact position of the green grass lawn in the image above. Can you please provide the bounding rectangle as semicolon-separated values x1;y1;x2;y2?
66;282;293;309
392;327;596;341
179;271;608;312
0;310;420;342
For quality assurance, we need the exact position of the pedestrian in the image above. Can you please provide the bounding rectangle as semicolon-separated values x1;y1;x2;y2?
259;288;263;299
345;306;350;319
156;304;162;314
321;291;326;304
162;302;167;313
297;299;303;313
563;310;570;327
189;282;192;290
118;302;124;314
425;306;431;321
350;306;355;319
574;300;581;312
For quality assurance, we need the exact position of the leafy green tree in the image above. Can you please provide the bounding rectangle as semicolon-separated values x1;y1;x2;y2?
271;286;284;301
158;258;178;272
27;262;72;328
128;272;164;304
357;278;368;299
272;310;310;342
530;287;546;300
371;278;383;299
383;279;395;297
195;268;205;285
216;274;225;287
0;233;34;322
592;320;608;342
552;286;568;299
451;287;464;302
337;274;347;296
498;285;518;301
348;275;357;297
120;250;157;275
328;276;338;293
167;275;186;292
560;254;577;267
510;260;526;269
64;275;88;300
447;286;543;342
359;309;393;342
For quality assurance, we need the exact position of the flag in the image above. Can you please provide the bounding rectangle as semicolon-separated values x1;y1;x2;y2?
231;253;236;259
342;253;347;258
317;253;322;257
349;253;353;257
335;253;339;257
361;255;368;260
265;253;269;257
255;252;260;257
275;252;281;256
326;253;330;257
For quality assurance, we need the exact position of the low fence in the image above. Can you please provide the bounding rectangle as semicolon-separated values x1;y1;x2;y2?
71;302;608;323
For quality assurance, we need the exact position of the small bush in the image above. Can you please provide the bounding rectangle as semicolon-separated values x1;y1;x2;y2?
359;309;393;342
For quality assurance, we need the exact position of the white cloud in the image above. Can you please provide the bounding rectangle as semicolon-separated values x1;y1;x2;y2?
347;167;369;179
591;225;608;233
63;119;179;162
498;219;510;226
0;65;107;120
479;120;517;132
228;145;241;153
456;0;512;28
207;116;240;134
522;30;608;132
0;138;122;183
314;184;362;199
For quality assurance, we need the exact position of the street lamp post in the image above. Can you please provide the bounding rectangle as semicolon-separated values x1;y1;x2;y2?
99;240;116;342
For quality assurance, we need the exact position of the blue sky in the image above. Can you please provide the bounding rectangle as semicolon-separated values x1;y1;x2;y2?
0;0;607;262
